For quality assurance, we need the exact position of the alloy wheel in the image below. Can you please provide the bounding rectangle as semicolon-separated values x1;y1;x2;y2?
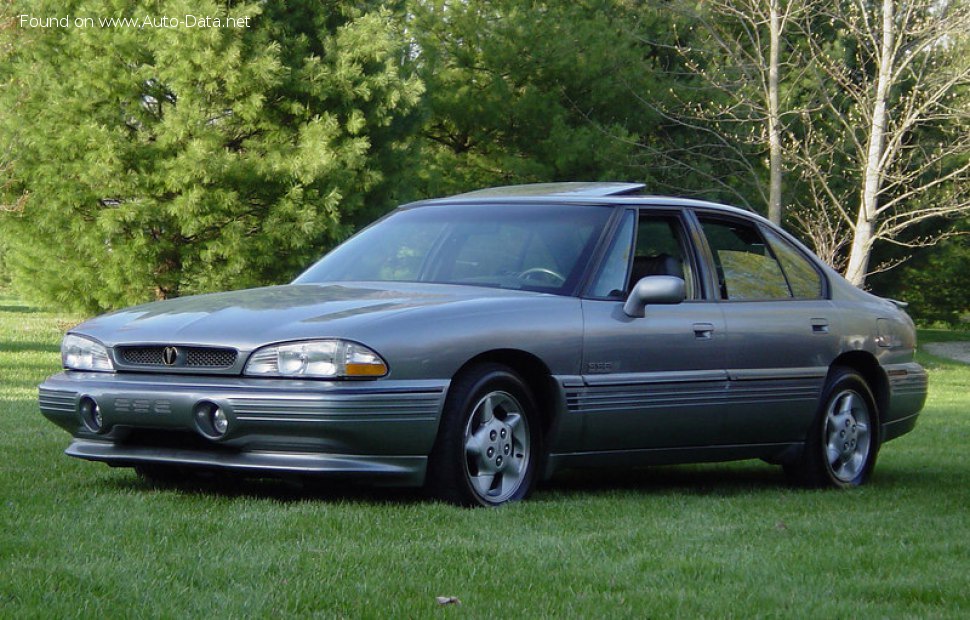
462;390;531;503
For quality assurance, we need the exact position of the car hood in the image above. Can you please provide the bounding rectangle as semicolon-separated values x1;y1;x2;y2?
73;282;547;350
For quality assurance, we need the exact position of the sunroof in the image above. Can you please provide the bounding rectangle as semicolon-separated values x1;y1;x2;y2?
453;182;646;198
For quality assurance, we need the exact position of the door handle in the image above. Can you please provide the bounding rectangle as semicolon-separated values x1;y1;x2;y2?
811;319;829;334
693;323;715;340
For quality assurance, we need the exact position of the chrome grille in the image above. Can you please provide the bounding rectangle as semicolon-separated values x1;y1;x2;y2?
117;346;237;369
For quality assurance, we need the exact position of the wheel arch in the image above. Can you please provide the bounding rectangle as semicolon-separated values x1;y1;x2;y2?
828;351;889;422
785;352;887;487
451;349;560;438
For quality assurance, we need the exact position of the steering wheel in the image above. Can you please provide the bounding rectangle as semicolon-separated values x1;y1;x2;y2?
518;267;566;285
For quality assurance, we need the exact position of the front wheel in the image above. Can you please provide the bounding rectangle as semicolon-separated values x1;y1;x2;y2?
787;368;880;488
426;364;541;507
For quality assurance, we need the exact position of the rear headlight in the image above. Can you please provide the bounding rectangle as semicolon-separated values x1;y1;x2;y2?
61;334;114;372
244;340;388;379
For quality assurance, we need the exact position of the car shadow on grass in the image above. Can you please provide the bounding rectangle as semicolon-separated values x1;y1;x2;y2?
539;462;790;499
541;459;963;500
868;462;968;491
92;460;795;506
88;458;947;505
96;468;429;505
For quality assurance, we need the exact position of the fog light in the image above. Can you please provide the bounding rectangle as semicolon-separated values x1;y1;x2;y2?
79;397;103;433
194;401;230;440
212;407;228;435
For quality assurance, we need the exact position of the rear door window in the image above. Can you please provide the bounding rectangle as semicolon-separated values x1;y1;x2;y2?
698;217;792;301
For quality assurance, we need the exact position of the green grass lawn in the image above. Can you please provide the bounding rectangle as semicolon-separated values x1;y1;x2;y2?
1;295;968;618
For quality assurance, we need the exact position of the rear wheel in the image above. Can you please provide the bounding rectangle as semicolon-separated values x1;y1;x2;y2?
426;364;541;507
787;368;880;488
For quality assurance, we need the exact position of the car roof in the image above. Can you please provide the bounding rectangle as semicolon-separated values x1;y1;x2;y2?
402;183;761;222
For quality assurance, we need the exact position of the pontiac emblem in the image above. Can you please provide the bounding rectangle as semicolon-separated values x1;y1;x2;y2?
162;346;179;366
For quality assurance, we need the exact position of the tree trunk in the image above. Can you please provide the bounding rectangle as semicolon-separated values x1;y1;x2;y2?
767;0;783;225
845;0;894;287
843;210;873;286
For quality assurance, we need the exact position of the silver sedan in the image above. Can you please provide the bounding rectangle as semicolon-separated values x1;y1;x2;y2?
39;183;928;506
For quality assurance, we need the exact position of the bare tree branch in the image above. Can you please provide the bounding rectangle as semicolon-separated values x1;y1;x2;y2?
793;0;970;284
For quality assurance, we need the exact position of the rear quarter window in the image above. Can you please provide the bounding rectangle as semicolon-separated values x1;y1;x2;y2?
761;227;825;299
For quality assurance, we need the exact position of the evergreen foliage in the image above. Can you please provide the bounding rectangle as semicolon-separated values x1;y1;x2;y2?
0;0;421;311
407;0;667;197
870;220;970;325
0;0;966;320
892;237;970;326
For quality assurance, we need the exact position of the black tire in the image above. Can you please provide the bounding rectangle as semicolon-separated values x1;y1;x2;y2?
426;363;542;507
786;367;880;488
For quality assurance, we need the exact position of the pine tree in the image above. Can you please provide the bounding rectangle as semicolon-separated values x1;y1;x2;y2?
407;0;664;197
0;0;422;311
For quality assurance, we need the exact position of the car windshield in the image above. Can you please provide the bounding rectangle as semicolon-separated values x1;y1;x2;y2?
294;203;612;294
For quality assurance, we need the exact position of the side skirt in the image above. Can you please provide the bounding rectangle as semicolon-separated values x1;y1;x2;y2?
543;442;801;478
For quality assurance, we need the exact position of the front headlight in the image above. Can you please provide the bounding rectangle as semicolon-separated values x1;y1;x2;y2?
62;334;114;372
244;340;388;379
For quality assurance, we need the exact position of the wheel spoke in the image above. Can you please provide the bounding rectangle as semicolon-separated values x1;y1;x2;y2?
846;452;862;476
827;409;847;431
499;464;523;492
838;393;856;417
465;430;486;458
832;458;848;480
826;442;842;466
471;472;496;495
480;395;496;423
824;422;838;445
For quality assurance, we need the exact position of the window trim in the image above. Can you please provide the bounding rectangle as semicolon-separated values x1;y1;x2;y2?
575;206;630;298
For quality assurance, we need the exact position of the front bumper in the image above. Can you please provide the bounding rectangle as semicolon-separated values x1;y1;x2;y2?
39;372;449;486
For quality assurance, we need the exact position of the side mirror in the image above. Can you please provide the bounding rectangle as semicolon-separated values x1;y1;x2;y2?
622;276;685;318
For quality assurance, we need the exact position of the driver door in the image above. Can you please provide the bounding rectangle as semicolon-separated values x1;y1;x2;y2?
580;209;728;451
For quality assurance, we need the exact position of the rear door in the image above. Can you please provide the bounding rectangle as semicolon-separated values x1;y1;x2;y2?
694;214;838;444
579;208;728;451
